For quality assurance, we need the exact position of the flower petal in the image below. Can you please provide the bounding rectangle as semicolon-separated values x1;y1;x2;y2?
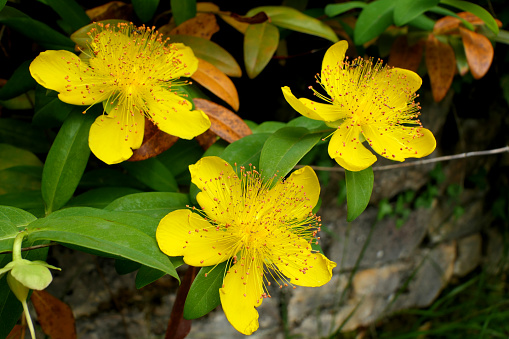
156;209;237;266
30;50;111;106
270;234;336;287
375;67;422;110
362;125;436;161
88;107;145;164
163;43;200;79
328;124;377;171
220;257;264;335
144;88;211;139
190;156;242;224
321;40;348;83
282;86;347;121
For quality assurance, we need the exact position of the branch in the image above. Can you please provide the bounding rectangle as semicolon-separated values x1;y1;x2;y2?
298;145;509;172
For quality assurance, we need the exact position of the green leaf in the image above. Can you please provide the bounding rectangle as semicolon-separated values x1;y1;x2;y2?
29;208;178;279
0;0;6;12
247;6;338;42
287;116;328;131
183;261;227;319
0;206;37;253
0;118;51;153
407;13;436;31
105;192;190;219
169;35;241;77
0;144;42;170
157;139;203;180
121;158;178;192
345;167;374;222
66;187;142;209
170;0;196;26
244;22;279;79
428;6;474;31
132;0;159;23
221;133;271;170
135;265;165;289
44;0;90;32
42;107;97;214
0;6;74;50
0;192;45;218
252;121;286;134
393;0;439;26
324;2;367;17
259;127;323;180
0;60;36;101
115;259;141;275
0;166;42;194
33;87;74;128
439;0;499;35
354;0;396;45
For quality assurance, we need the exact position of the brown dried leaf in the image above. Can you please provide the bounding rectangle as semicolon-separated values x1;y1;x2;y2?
129;118;179;161
218;13;249;34
458;12;502;27
195;129;218;150
194;98;252;144
6;325;23;339
433;16;461;35
425;34;456;102
85;1;133;21
388;36;423;72
459;26;494;79
169;13;219;40
196;2;220;12
31;290;76;339
191;58;240;111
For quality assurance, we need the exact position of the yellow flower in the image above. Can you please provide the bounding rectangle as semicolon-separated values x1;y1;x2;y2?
282;40;436;171
29;22;211;164
156;156;336;335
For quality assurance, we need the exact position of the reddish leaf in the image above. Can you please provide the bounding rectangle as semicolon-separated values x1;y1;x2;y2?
195;129;218;150
6;325;23;339
459;26;493;79
85;1;133;21
433;16;461;35
191;58;240;111
129;118;179;161
388;36;423;72
169;13;220;40
425;34;456;102
31;290;76;339
165;266;197;339
231;12;269;24
458;12;502;28
193;98;252;143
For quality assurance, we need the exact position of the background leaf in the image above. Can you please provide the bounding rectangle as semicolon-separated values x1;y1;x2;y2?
439;0;499;35
221;133;271;170
0;60;36;101
354;0;396;45
0;191;45;218
135;265;166;289
0;118;51;153
0;206;37;252
171;0;196;26
44;0;90;32
244;22;280;79
183;261;228;319
247;6;338;42
345;167;374;222
0;6;74;50
42;107;97;214
425;34;456;102
105;192;190;219
393;0;439;26
132;0;159;23
121;158;178;192
324;2;367;17
33;87;74;128
65;187;142;209
259;127;323;180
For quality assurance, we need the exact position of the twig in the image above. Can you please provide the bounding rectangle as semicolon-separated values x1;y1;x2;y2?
0;242;59;254
297;145;509;172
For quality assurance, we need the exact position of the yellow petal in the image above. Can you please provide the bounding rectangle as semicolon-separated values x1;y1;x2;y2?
362;125;436;161
29;50;111;106
270;234;336;287
144;88;211;139
374;67;422;110
156;209;237;266
321;41;348;94
220;257;264;335
266;166;320;220
281;86;346;121
88;106;145;164
165;43;200;79
328;124;377;171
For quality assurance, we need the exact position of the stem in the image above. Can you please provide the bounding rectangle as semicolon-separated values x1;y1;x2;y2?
12;232;26;262
22;299;36;339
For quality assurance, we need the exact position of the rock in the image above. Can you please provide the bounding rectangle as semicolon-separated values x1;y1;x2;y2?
353;263;410;296
453;233;482;277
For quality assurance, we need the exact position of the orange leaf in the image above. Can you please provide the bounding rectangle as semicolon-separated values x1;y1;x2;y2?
193;98;252;143
31;290;76;339
458;12;502;27
6;325;23;339
129;118;179;161
195;129;218;150
459;26;493;79
196;2;220;12
85;1;133;21
191;58;240;111
433;16;461;35
169;13;219;40
388;36;423;72
425;34;456;102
